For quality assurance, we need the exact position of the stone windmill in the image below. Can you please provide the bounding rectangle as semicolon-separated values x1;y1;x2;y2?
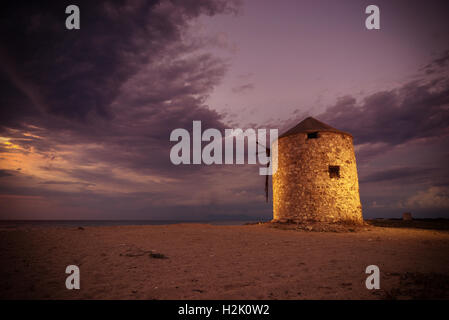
270;117;363;224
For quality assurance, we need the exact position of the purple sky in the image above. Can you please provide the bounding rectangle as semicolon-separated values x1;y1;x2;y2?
0;0;448;220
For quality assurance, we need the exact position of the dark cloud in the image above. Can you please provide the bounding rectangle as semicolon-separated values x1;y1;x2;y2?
0;0;240;178
0;0;238;125
433;50;449;68
39;180;95;187
422;49;449;74
0;170;14;178
360;167;439;184
318;77;449;147
0;164;271;220
0;1;273;220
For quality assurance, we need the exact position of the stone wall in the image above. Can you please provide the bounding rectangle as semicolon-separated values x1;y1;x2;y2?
272;131;363;224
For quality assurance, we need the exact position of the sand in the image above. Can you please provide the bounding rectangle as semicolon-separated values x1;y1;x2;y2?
1;223;449;300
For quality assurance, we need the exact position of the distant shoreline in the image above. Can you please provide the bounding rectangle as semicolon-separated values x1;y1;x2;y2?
1;218;448;230
0;219;269;227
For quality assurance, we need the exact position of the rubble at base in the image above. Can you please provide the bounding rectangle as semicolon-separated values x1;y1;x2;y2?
267;219;370;233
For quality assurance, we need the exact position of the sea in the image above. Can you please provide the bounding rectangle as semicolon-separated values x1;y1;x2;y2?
0;219;267;228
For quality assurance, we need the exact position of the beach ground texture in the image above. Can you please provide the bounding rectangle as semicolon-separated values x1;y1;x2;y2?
1;221;448;299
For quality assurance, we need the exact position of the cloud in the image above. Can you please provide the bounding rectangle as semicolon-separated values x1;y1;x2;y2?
39;180;95;187
0;1;272;220
318;77;449;147
0;169;13;178
404;186;449;210
0;0;254;218
232;83;254;93
0;0;239;177
360;167;439;184
0;0;240;126
422;49;449;75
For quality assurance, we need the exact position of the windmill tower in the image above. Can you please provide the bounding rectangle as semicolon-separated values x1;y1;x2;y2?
270;117;363;224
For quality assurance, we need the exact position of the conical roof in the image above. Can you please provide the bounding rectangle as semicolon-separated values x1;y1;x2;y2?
279;117;352;138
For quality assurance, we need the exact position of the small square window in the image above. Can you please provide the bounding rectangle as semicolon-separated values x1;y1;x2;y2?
307;132;318;139
329;165;340;178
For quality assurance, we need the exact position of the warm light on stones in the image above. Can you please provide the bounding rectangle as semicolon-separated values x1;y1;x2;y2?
272;117;363;224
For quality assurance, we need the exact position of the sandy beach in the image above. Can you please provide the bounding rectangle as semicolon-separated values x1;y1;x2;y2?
1;222;449;300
